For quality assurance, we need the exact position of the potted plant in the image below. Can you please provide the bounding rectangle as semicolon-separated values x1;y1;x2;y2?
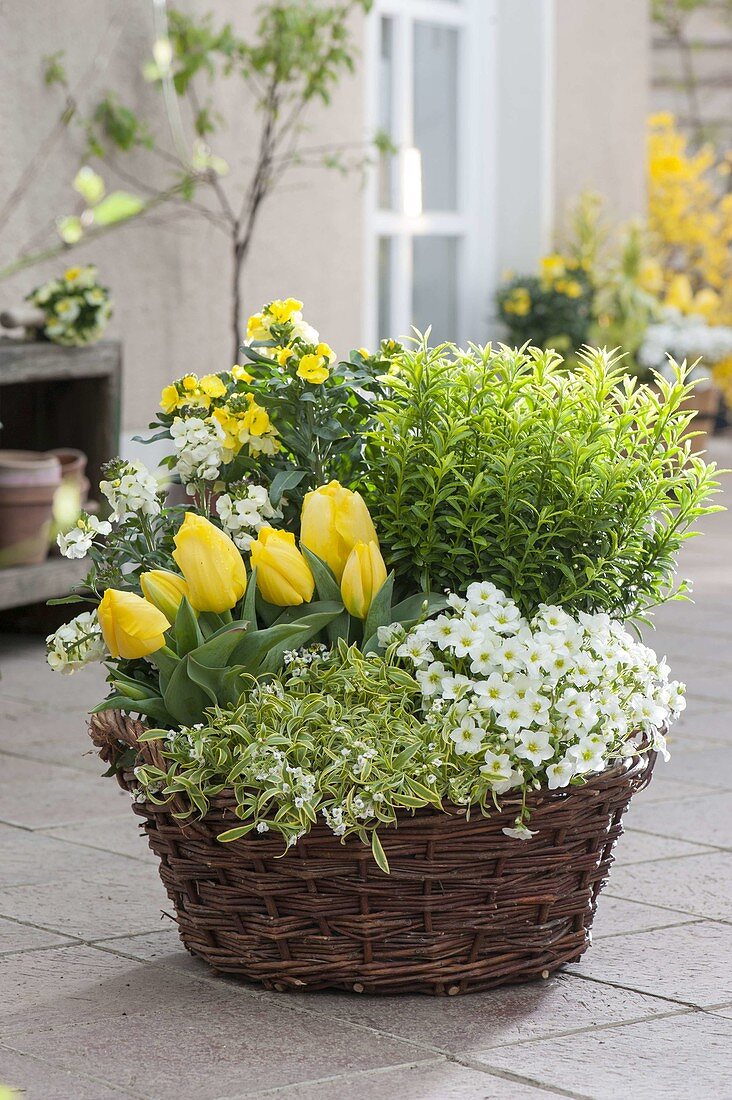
48;301;721;995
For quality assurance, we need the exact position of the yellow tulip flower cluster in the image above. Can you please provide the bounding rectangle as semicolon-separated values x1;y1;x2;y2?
94;481;388;661
648;112;732;324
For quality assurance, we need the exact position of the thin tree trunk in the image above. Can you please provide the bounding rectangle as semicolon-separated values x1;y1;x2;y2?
232;237;243;363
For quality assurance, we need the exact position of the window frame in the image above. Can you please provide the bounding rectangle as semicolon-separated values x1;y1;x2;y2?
363;0;497;348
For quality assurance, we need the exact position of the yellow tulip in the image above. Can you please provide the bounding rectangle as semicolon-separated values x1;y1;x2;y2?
140;569;191;624
98;589;169;660
250;527;315;606
341;541;387;619
172;512;247;613
300;481;379;582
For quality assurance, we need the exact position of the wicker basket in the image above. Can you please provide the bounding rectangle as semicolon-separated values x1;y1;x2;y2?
90;710;656;996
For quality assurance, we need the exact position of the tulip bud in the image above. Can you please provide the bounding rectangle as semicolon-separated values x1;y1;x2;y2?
250;527;315;607
172;512;247;613
140;569;191;624
300;480;378;582
340;540;387;619
97;588;169;660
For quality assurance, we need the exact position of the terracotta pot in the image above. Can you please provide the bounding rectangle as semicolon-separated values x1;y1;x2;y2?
48;447;90;503
0;450;62;567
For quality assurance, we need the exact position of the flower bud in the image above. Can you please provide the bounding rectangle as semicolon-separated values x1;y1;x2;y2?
172;512;247;613
97;589;169;660
140;569;191;624
340;540;387;619
300;481;378;582
250;527;315;607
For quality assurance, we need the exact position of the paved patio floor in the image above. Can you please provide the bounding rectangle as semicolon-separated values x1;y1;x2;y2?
1;445;731;1099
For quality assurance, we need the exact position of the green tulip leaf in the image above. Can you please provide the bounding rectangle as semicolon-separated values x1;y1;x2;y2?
390;590;449;623
148;645;180;693
362;571;395;649
173;596;203;657
163;658;211;726
256;608;345;674
92;694;173;724
189;626;249;669
230;622;310;671
301;546;341;602
240;567;258;631
271;599;343;626
186;655;228;706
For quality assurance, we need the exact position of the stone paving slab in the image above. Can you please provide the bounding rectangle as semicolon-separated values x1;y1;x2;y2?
0;1045;131;1100
568;920;732;1006
0;752;130;830
467;1009;732;1100
622;789;732;849
606;851;732;922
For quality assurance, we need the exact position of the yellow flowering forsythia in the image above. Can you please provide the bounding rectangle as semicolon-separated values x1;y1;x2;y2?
648;112;732;325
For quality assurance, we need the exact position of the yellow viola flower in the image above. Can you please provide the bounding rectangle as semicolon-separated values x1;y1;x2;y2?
275;346;294;367
160;384;180;414
267;297;303;325
297;353;330;384
316;342;336;364
231;364;254;383
693;287;720;321
504;287;531;316
341;540;387;619
300;481;379;582
97;589;169;660
140;569;191;624
665;273;694;313
246;312;270;341
250;527;315;606
172;512;247;613
540;253;566;282
199;374;227;400
636;258;664;295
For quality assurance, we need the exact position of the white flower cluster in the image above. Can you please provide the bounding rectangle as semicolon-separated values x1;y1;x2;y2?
46;610;106;674
396;582;684;797
57;512;111;559
100;460;162;520
215;483;281;550
639;307;732;381
169;416;225;488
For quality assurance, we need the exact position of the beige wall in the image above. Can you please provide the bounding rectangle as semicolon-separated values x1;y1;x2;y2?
0;0;366;435
553;0;651;230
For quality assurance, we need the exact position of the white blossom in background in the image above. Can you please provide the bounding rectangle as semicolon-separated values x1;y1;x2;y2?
639;307;732;383
393;579;685;834
100;459;162;520
57;513;111;559
215;482;281;550
169;416;225;489
46;610;106;674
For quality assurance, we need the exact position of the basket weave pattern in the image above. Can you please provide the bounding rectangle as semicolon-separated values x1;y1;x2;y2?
90;710;655;996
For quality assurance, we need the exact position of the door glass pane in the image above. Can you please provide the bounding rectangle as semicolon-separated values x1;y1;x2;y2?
413;23;458;211
378;17;396;210
412;236;458;345
377;237;392;341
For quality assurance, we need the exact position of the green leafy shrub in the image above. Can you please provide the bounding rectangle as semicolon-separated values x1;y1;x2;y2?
365;341;722;621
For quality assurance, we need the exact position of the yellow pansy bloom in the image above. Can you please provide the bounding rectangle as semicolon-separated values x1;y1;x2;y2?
503;287;531;316
160;384;180;414
231;364;254;383
199;374;227;399
267;297;303;324
540;253;566;282
316;342;336;364
297;353;330;384
246;312;270;341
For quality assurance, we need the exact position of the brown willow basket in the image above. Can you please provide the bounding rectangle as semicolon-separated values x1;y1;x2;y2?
89;710;656;996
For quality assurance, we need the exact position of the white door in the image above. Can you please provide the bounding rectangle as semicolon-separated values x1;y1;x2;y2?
365;0;496;347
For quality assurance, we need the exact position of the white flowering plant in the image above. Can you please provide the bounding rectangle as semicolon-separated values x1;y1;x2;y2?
26;264;112;346
639;307;732;391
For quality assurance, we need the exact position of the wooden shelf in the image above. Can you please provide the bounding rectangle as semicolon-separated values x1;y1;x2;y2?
0;557;88;612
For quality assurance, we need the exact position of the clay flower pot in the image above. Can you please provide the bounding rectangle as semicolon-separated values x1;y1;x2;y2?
0;450;62;567
48;448;90;503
